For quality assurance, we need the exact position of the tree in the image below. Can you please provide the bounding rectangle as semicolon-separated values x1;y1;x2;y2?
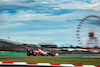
69;45;74;48
75;46;81;48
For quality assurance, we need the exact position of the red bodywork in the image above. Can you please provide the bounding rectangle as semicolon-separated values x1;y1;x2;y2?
35;50;43;55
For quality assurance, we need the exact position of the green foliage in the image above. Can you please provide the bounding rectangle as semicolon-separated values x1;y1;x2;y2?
61;51;67;54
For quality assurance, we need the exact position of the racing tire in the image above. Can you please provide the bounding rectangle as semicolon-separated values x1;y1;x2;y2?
33;52;37;56
27;53;31;56
52;53;55;56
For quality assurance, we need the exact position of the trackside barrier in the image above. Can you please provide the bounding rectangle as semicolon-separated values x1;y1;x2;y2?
0;61;100;67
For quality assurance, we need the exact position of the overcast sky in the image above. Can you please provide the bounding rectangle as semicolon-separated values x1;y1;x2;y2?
0;0;100;47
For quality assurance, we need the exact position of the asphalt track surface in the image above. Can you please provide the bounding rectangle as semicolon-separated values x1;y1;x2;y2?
0;52;97;57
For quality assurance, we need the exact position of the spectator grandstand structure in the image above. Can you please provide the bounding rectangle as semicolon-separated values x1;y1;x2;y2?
0;39;41;53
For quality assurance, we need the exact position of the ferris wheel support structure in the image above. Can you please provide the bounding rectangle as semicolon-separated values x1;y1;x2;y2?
76;15;100;48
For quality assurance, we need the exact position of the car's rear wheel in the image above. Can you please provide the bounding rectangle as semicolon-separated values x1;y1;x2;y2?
33;52;37;56
52;53;55;56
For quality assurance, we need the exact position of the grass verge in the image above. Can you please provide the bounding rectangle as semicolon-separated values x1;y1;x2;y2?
0;56;100;65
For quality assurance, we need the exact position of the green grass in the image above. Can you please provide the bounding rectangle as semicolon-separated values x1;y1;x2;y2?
0;56;100;65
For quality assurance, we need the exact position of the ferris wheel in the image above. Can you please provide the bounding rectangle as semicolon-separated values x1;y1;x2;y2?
76;15;100;48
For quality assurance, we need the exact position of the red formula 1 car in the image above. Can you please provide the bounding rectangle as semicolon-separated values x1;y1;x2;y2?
26;49;55;56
